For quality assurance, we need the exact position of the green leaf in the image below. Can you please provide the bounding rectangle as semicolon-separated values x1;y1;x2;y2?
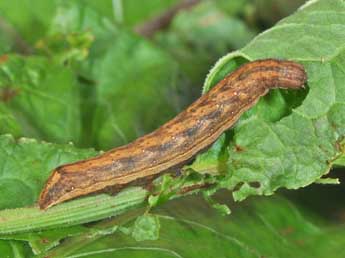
120;0;178;27
49;0;116;37
155;1;255;84
0;103;21;137
131;214;160;241
0;134;148;235
0;0;56;44
49;3;182;149
0;29;14;55
187;134;229;175
79;0;114;21
202;192;231;216
148;175;176;208
214;0;248;16
40;194;345;258
0;55;82;143
0;225;88;255
85;31;179;149
0;240;28;258
314;177;340;185
0;223;120;255
0;134;97;209
197;0;345;202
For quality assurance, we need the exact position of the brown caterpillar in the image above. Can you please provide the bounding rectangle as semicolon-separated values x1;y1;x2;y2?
38;59;307;209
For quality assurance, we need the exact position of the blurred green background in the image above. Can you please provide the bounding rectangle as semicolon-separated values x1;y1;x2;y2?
0;0;305;150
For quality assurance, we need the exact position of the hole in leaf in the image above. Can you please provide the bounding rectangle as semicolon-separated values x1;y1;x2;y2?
248;181;261;188
233;182;244;191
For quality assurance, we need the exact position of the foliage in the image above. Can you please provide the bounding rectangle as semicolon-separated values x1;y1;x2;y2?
0;0;344;257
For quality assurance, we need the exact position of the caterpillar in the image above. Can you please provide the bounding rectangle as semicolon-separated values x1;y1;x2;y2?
39;59;307;209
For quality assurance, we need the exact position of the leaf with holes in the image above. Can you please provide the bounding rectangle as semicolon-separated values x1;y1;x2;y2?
196;0;345;203
0;134;97;209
